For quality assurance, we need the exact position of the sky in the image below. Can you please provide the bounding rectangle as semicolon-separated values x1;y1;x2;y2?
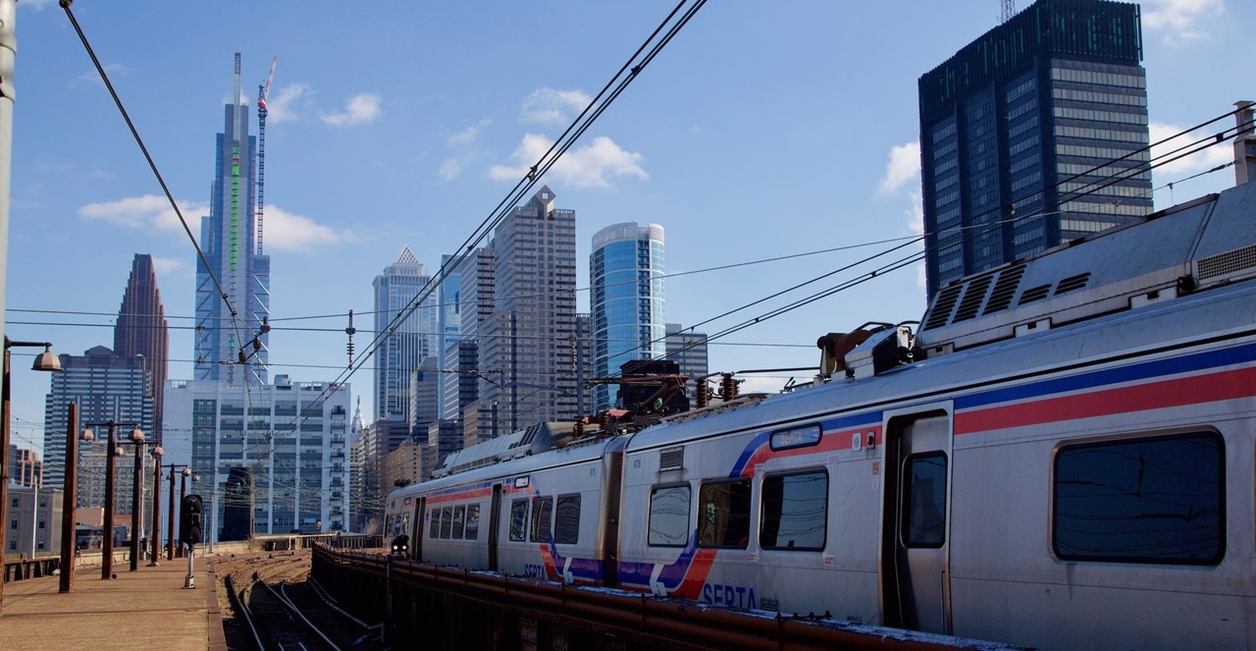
4;0;1248;456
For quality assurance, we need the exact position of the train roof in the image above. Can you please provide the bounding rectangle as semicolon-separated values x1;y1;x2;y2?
917;183;1256;354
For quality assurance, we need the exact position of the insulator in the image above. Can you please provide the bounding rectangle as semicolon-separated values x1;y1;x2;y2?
574;420;584;437
721;373;738;401
696;380;709;408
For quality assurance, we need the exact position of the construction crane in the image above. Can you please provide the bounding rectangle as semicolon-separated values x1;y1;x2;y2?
256;56;277;255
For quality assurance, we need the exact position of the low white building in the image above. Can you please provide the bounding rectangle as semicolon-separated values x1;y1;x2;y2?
163;375;351;542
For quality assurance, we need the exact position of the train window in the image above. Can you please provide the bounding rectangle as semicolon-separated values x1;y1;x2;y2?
698;479;752;549
554;494;581;544
509;499;529;542
452;506;466;539
760;470;828;551
465;505;480;540
439;507;453;539
428;509;439;539
649;484;691;547
1053;432;1224;565
531;497;554;543
902;452;948;548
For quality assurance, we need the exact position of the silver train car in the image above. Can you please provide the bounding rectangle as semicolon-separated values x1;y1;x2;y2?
385;183;1256;649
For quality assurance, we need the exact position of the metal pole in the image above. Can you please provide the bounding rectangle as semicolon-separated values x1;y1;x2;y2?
0;344;11;612
148;452;161;566
130;440;142;571
167;467;175;560
59;403;77;592
28;472;37;556
179;473;187;557
102;423;116;580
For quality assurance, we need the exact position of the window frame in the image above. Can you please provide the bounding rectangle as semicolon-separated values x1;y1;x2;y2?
554;494;581;545
648;483;692;548
508;499;529;542
759;468;829;552
1052;430;1225;565
697;478;752;550
465;504;480;540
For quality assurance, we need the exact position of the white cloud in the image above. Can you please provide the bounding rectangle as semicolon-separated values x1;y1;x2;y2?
488;134;647;189
321;93;382;127
262;205;358;252
447;119;491;147
263;83;312;124
16;0;54;11
439;155;473;182
521;88;592;125
1150;120;1233;179
1141;0;1225;45
151;256;189;278
877;141;921;195
79;194;205;233
74;63;127;88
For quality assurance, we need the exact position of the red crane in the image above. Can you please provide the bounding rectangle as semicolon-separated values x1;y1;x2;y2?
256;56;277;255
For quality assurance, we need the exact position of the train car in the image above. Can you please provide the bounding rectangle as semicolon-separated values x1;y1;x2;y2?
387;182;1256;649
387;422;626;584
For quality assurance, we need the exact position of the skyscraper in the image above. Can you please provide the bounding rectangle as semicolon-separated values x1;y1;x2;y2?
590;222;666;410
195;54;271;385
478;186;578;430
43;346;153;508
665;322;709;395
114;254;169;443
918;0;1151;295
373;245;435;424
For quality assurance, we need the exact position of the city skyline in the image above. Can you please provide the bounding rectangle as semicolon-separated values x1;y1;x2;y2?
4;1;1247;457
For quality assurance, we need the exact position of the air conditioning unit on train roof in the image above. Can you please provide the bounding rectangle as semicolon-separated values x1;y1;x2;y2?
917;183;1256;354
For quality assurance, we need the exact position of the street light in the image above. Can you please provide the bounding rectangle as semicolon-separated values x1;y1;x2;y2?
147;445;163;567
81;421;142;580
0;337;61;614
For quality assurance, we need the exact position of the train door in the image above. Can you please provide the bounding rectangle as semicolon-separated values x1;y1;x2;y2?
880;407;952;634
488;483;502;571
411;497;425;561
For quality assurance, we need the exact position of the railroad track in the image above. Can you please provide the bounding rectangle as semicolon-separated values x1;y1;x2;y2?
216;551;384;651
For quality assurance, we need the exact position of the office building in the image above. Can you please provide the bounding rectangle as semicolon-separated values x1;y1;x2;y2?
195;54;271;385
114;254;170;443
163;375;351;540
5;486;62;556
590;222;666;410
44;346;154;505
918;0;1151;295
373;246;435;424
665;323;709;396
435;254;463;423
477;186;579;431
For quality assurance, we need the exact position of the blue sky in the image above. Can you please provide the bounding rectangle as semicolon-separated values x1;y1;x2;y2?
5;0;1246;455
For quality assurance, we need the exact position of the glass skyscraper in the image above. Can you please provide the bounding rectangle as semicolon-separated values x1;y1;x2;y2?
195;54;271;384
918;0;1151;296
590;222;666;411
373;245;435;424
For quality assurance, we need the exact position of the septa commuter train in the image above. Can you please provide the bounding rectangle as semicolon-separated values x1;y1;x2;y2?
385;182;1256;649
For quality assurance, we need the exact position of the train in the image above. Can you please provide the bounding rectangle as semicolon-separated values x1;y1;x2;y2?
384;181;1256;650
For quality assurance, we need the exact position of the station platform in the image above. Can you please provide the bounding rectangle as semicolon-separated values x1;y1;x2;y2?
0;557;224;651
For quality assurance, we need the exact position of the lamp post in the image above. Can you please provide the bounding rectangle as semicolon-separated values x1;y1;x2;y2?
163;465;193;560
125;429;146;572
147;445;163;566
81;421;142;580
0;337;61;614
